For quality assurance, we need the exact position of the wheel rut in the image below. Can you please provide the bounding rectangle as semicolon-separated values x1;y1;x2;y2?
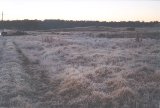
14;41;61;107
0;38;60;108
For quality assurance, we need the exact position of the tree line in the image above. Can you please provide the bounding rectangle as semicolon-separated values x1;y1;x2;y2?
0;19;159;30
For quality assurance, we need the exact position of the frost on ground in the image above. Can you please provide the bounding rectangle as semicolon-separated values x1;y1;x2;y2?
0;28;160;108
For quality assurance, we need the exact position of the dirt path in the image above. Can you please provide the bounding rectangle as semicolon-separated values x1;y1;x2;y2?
0;37;31;107
0;37;60;108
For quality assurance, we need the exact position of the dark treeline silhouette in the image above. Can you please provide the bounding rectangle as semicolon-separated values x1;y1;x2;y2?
0;19;159;30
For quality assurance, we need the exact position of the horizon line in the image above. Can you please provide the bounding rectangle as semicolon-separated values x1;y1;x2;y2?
1;19;159;23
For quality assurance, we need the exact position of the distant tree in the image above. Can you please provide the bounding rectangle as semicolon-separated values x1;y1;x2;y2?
0;20;159;30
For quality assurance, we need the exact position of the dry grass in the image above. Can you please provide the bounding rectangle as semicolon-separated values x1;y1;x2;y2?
42;36;55;43
85;91;113;107
127;66;155;82
106;77;128;91
95;66;113;77
58;76;90;102
148;71;160;82
151;49;160;54
112;87;137;107
12;30;160;108
112;87;136;100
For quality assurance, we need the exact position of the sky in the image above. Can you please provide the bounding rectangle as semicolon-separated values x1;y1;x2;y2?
0;0;160;22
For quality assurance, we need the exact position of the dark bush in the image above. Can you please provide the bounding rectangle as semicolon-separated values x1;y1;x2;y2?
1;32;7;36
126;27;135;31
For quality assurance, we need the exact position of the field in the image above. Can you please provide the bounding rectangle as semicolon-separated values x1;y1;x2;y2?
0;27;160;108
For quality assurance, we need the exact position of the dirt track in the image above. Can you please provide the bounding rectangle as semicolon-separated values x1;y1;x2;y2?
0;37;57;108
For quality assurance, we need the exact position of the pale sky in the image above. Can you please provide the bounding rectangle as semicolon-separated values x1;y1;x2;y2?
0;0;160;21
